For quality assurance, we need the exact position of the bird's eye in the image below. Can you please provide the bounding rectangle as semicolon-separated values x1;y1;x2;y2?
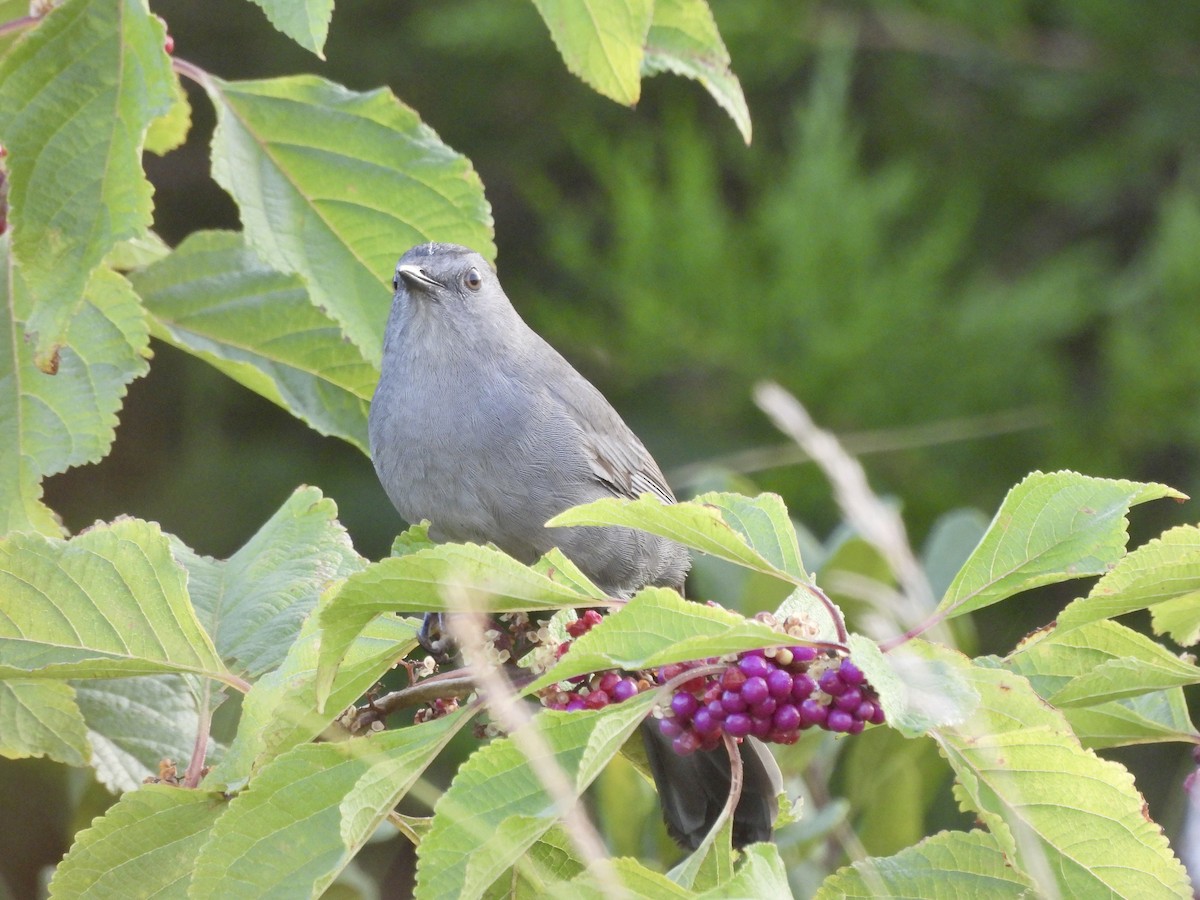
464;267;482;291
392;273;399;291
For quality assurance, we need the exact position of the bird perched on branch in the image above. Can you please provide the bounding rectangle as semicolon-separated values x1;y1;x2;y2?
368;241;780;849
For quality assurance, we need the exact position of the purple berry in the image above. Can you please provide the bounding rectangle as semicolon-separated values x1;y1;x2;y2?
673;731;701;755
855;701;876;722
612;678;639;702
706;700;728;721
827;709;854;732
750;716;771;738
584;690;610;709
791;674;815;702
725;713;753;737
791;646;817;664
671;692;699;719
721;666;747;691
839;659;865;686
659;717;683;738
799;698;828;727
869;704;886;725
738;655;772;679
773;703;801;732
834;688;864;712
818;669;847;696
741;676;769;706
848;719;865;735
770;729;801;745
766;669;794;700
693;708;721;734
721;690;747;714
749;697;777;719
566;697;586;712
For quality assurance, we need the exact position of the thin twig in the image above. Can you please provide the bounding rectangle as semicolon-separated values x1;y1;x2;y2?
171;56;211;88
348;670;479;735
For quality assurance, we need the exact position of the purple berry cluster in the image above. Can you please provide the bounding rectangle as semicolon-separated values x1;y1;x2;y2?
656;648;884;755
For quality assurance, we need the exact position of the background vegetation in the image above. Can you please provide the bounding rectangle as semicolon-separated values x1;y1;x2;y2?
4;0;1200;896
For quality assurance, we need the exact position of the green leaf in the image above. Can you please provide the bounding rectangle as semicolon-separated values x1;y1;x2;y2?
672;809;733;892
0;679;90;767
548;492;809;585
144;70;191;155
191;712;467;900
178;485;364;678
47;784;226;900
697;843;792;899
936;471;1183;619
1152;593;1200;647
104;230;171;270
847;635;978;737
0;0;174;366
485;826;586;898
815;829;1033;898
73;675;209;792
526;587;793;694
930;652;1191;897
206;612;418;790
205;74;495;365
642;0;751;144
316;543;598;706
529;0;653;105
1057;524;1200;636
0;519;230;683
414;694;656;899
551;857;691;899
1;245;151;536
1007;619;1200;708
133;230;378;452
248;0;333;58
1060;689;1199;749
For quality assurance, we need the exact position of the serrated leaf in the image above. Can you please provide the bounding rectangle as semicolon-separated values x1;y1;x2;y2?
642;0;751;144
526;587;793;694
248;0;333;57
414;695;656;899
1007;619;1200;708
104;230;171;270
1061;689;1199;749
671;809;733;891
1152;594;1200;647
548;493;809;586
697;842;791;899
1;244;151;536
484;826;585;899
1057;524;1200;636
0;519;230;683
847;635;978;737
0;679;89;766
937;471;1183;619
530;0;653;105
178;485;364;679
47;784;226;899
390;522;436;557
191;712;467;900
0;0;174;365
132;230;378;452
930;652;1191;897
551;857;690;899
74;675;209;792
316;543;598;706
815;829;1033;898
144;70;191;155
205;74;494;366
205;611;418;790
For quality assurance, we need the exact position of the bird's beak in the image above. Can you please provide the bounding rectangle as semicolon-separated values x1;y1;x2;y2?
396;265;442;293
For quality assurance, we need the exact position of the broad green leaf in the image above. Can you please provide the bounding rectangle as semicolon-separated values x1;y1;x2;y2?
133;231;378;452
642;0;751;144
484;826;586;899
104;230;171;270
1057;524;1200;636
1153;593;1200;647
1;245;151;536
526;587;793;694
930;652;1191;897
0;519;230;683
390;521;436;557
0;679;89;766
177;485;364;678
316;543;598;706
144;70;191;155
206;612;419;790
74;675;209;792
47;784;226;900
697;843;792;899
1007;619;1200;708
551;858;690;899
548;493;809;585
671;810;733;892
414;694;656;899
815;829;1033;898
530;0;653;105
205;74;495;366
937;471;1183;619
1061;689;1199;749
248;0;333;57
847;635;977;737
191;712;467;900
0;0;173;366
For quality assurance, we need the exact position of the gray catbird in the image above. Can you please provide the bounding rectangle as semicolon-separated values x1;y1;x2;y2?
369;242;781;848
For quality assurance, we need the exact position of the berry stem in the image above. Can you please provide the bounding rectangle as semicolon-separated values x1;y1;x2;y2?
805;583;850;644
